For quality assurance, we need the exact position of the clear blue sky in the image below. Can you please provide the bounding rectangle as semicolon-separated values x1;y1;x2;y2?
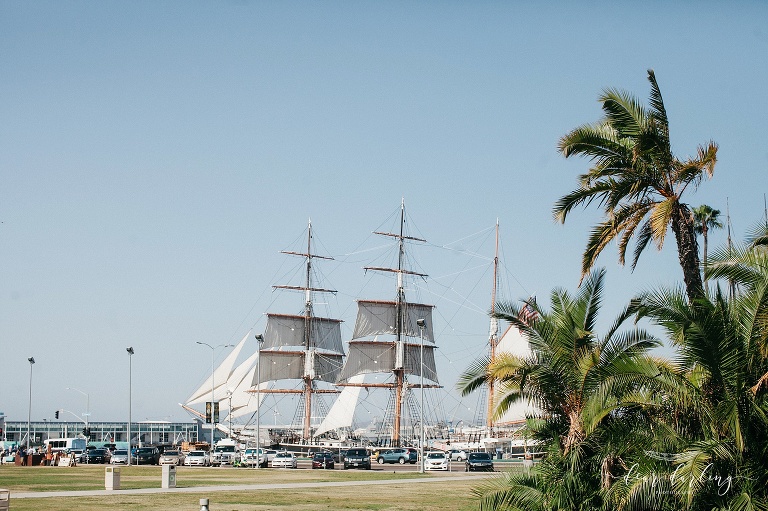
1;1;766;426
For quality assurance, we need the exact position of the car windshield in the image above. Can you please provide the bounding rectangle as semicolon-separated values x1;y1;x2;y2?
427;453;445;459
164;451;180;456
90;449;106;455
469;452;491;460
347;449;366;455
189;451;205;457
113;450;128;456
275;453;291;458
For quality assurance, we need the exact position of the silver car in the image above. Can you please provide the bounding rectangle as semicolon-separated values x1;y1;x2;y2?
110;449;129;465
159;449;185;466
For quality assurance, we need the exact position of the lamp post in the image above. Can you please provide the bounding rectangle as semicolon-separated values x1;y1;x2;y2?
126;347;134;466
254;334;264;469
27;357;35;451
416;318;426;474
196;342;233;456
66;387;90;441
226;388;234;439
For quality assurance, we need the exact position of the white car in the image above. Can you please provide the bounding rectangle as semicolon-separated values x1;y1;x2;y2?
424;451;449;471
447;449;468;461
184;450;210;466
271;451;297;468
242;448;267;468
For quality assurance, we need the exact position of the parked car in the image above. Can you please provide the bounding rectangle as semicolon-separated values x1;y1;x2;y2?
311;452;335;469
241;448;267;468
343;448;370;470
424;451;449;471
184;450;210;467
110;449;129;465
159;449;185;466
131;446;160;465
465;451;494;472
83;448;111;464
271;451;297;469
210;444;239;466
376;448;417;465
447;449;468;461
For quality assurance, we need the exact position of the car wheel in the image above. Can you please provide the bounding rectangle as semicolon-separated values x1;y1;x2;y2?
377;457;384;464
398;457;405;464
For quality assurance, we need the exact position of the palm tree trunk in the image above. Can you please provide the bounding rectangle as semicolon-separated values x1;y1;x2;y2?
702;224;709;285
671;203;705;302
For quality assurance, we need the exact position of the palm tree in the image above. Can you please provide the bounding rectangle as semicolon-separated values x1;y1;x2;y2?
458;269;663;510
554;70;718;303
626;285;768;510
691;204;722;284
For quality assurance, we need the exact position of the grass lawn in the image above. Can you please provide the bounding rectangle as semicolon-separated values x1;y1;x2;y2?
0;465;498;511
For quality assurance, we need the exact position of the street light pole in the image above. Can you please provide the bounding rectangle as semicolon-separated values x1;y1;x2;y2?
255;334;264;469
417;318;426;474
196;342;233;457
126;347;134;466
27;357;35;451
66;387;90;441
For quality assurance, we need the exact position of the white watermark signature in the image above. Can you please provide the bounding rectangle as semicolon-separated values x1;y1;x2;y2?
623;461;732;496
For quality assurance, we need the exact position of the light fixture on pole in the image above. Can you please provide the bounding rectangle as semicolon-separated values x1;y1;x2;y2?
254;334;265;469
27;357;35;451
66;387;90;441
196;341;233;457
416;318;426;474
126;347;134;466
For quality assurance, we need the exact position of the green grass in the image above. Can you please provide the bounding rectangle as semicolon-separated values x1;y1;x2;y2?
0;465;497;511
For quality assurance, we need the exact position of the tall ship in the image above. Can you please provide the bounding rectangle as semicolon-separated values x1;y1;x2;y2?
251;220;345;444
181;221;345;446
330;200;440;447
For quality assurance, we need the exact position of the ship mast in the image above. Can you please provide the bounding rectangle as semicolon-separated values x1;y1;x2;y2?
267;219;340;443
337;200;438;447
487;220;499;432
364;200;427;446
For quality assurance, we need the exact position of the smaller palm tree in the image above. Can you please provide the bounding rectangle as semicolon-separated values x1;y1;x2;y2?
691;204;722;283
458;269;663;510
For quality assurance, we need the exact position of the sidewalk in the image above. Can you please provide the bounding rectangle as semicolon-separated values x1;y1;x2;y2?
11;472;493;499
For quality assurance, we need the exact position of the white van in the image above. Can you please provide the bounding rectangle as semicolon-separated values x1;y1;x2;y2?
44;437;87;453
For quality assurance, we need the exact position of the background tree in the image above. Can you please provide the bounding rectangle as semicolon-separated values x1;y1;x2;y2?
555;69;717;302
691;204;722;284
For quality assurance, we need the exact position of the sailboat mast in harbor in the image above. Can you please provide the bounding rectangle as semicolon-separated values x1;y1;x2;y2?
337;200;439;446
487;220;500;431
252;220;344;443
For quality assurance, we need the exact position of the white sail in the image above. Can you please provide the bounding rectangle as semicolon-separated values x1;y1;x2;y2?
254;351;344;384
263;313;344;353
494;324;537;424
185;331;249;405
352;301;435;342
313;374;365;437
